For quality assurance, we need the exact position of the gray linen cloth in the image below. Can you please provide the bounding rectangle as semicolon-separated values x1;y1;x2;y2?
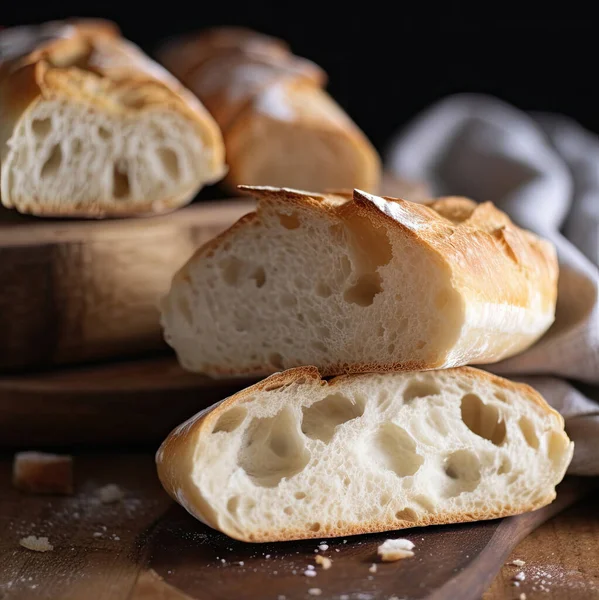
387;94;599;475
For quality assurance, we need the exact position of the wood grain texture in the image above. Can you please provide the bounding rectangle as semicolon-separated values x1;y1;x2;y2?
0;199;253;371
0;454;595;600
0;357;253;447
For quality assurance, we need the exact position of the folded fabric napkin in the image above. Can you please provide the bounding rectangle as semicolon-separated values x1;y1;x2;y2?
387;94;599;475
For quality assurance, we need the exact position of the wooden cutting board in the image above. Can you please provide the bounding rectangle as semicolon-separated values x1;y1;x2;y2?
0;454;593;600
0;199;253;372
0;356;254;447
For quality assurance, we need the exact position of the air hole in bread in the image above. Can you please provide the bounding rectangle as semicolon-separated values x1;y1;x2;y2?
281;293;297;307
343;273;382;307
309;522;321;532
343;476;351;487
212;406;248;434
444;449;481;496
220;257;244;286
339;255;352;280
269;353;284;370
395;508;418;522
41;144;63;178
98;125;111;140
315;282;332;298
495;392;507;403
284;506;293;515
317;326;331;339
177;295;193;326
251;266;266;288
278;212;301;230
387;343;396;354
435;289;451;309
72;138;82;153
372;423;423;477
498;456;512;474
113;163;130;198
404;379;441;402
461;394;506;445
238;407;309;488
329;224;345;244
31;117;52;139
379;493;391;507
226;496;240;514
294;491;306;500
415;340;427;350
414;495;435;513
547;431;570;470
519;416;539;449
301;393;365;443
158;147;180;179
376;324;385;338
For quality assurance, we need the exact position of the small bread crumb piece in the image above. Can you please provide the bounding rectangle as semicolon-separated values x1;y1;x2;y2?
304;570;317;577
315;555;332;569
377;538;415;562
19;536;53;552
97;484;124;503
519;594;527;600
513;572;526;582
308;589;322;596
318;543;329;551
13;452;73;495
510;559;526;567
369;563;377;573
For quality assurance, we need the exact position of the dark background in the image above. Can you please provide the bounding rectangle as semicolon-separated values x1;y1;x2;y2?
3;4;597;154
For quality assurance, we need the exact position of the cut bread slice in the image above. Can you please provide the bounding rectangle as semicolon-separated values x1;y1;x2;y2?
161;187;558;377
0;20;225;217
156;366;573;543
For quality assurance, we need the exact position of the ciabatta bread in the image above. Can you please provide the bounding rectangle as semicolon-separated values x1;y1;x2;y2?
156;366;573;542
157;28;380;193
161;187;558;377
0;20;225;217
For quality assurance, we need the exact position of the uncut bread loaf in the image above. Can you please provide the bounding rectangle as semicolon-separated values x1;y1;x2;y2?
0;20;225;217
156;366;573;543
157;27;381;193
161;187;558;377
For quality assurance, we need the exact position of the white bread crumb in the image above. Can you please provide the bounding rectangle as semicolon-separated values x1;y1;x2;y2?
519;594;527;600
315;555;332;569
304;570;317;577
308;589;322;597
97;484;124;503
369;563;377;573
19;536;53;552
377;538;415;562
318;543;329;551
514;572;526;582
510;559;526;567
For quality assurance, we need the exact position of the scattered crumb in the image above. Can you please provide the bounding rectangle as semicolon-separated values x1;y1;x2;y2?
265;554;271;559
237;561;244;566
343;539;347;543
519;594;527;600
369;563;378;573
13;452;73;495
377;538;415;561
19;536;53;552
340;596;349;600
318;543;329;551
315;555;332;569
92;532;103;538
304;570;317;577
335;549;340;553
513;572;526;582
97;484;124;503
512;581;520;587
220;559;226;564
308;589;322;596
278;596;286;600
510;559;526;567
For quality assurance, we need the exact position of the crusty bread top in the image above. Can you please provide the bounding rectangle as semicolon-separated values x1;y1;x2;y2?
189;186;557;316
0;20;221;148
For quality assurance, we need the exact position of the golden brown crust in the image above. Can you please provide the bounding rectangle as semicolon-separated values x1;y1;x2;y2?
0;20;225;217
156;365;564;543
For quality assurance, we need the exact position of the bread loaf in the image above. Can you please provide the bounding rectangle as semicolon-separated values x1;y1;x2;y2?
161;187;558;377
0;20;225;217
158;28;380;193
156;366;573;542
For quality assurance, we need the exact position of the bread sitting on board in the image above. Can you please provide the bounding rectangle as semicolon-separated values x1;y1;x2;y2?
0;19;225;217
157;27;381;193
156;366;573;543
161;187;558;377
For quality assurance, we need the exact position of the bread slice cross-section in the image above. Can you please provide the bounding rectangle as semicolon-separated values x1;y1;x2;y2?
161;187;558;377
156;366;573;543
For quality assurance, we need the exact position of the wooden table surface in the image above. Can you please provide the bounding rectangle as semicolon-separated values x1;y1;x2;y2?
0;453;597;600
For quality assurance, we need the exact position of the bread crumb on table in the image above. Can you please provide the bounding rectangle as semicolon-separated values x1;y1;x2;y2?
519;594;527;600
377;538;415;561
13;451;73;495
97;484;124;503
318;543;328;551
308;589;322;597
510;559;526;567
513;572;526;582
369;563;377;573
314;555;332;569
19;536;53;552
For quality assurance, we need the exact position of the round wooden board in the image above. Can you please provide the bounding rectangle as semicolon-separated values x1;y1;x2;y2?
0;199;253;372
0;356;254;447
